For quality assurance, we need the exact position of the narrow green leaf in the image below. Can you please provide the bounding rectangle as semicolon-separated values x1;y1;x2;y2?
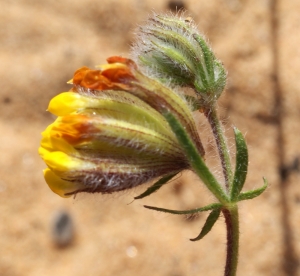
144;203;222;215
134;173;178;200
190;208;221;241
230;127;249;201
238;177;268;201
163;112;229;204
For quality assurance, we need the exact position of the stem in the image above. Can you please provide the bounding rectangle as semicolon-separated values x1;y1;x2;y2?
163;112;229;204
204;104;233;191
222;205;239;276
203;103;239;275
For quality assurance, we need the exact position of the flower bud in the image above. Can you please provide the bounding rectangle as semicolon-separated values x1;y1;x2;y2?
131;14;226;103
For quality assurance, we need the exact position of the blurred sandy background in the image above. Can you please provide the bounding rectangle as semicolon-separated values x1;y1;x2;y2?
1;0;300;275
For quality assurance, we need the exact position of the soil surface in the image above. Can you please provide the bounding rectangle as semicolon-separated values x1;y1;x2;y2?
1;0;300;275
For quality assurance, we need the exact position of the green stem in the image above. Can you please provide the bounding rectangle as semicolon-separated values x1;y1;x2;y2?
163;112;229;204
204;104;233;191
222;205;239;276
203;103;239;275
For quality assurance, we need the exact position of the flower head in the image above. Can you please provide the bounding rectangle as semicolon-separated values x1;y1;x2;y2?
39;57;204;197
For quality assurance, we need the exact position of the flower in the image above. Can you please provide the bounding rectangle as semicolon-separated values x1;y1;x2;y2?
131;14;226;103
39;57;204;197
72;56;204;155
40;91;189;197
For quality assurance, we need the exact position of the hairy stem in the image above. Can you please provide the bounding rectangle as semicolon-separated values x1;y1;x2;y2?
163;112;229;204
204;105;233;191
223;205;239;276
203;103;239;275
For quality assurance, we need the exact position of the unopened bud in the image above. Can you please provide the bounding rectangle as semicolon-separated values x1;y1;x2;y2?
132;14;226;103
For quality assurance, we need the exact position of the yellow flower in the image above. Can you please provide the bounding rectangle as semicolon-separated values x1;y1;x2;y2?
39;91;188;197
39;56;204;197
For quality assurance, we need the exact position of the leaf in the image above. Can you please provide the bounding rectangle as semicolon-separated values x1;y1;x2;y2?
190;208;221;241
238;177;268;201
134;173;178;200
143;203;222;215
163;111;229;204
230;127;249;201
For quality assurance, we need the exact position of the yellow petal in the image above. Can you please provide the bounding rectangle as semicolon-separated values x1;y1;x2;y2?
43;168;85;198
40;120;75;154
38;146;50;159
48;91;172;137
48;92;87;116
42;151;94;173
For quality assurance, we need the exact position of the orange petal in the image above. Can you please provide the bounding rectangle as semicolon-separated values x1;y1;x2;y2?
101;67;134;83
72;63;134;91
72;66;90;85
107;56;137;69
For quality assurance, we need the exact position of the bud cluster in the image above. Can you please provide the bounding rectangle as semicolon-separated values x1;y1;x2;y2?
132;13;226;103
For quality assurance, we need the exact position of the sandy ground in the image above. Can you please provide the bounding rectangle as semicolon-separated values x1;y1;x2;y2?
1;0;300;275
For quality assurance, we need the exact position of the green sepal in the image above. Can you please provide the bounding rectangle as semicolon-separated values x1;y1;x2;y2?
150;28;208;86
192;33;214;81
237;177;268;201
150;38;195;75
141;53;193;86
213;60;227;96
138;55;187;86
192;34;226;98
230;127;249;201
190;208;221;241
143;203;222;215
163;112;229;204
134;173;178;200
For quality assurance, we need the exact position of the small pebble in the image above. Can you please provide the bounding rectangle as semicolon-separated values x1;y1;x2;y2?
51;210;75;247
